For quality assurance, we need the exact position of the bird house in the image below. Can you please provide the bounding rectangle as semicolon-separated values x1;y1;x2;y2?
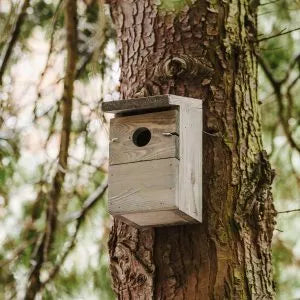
102;95;203;227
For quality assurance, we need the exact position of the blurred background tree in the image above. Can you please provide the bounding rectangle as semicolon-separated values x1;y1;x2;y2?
258;0;300;298
0;0;299;299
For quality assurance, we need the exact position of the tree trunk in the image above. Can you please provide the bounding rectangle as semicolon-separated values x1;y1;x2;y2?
108;0;277;299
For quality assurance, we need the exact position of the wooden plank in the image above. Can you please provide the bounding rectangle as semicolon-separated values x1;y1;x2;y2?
120;209;199;227
109;110;179;165
121;210;189;227
102;94;202;114
108;158;178;215
177;104;202;222
103;95;172;114
169;94;202;109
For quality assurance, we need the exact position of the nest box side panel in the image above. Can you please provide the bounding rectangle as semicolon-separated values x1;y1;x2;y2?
168;95;203;109
109;110;179;165
108;158;178;215
177;104;203;222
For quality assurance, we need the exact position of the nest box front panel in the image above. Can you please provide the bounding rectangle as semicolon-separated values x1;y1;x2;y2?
108;109;181;226
109;158;178;216
109;109;179;165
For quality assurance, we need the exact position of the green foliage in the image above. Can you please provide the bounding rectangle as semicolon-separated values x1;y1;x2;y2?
26;0;57;30
0;0;299;299
0;0;115;298
259;0;300;299
262;35;294;78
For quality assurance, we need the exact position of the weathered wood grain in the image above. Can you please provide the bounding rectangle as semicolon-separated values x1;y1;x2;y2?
108;158;178;215
177;105;202;222
109;110;179;165
121;210;192;227
102;94;202;114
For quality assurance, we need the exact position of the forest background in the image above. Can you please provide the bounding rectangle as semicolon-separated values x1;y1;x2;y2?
0;0;299;299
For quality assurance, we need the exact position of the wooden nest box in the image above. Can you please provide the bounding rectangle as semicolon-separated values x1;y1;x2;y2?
102;94;203;227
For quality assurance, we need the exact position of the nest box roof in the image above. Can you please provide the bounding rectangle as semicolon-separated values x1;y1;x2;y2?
102;94;202;114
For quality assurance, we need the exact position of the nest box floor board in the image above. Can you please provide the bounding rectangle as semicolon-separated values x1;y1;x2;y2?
121;210;197;227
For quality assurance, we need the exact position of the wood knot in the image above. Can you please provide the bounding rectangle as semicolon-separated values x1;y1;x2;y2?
155;54;213;81
133;87;149;98
164;56;187;77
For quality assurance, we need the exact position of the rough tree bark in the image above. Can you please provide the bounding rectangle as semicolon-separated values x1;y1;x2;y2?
108;0;277;299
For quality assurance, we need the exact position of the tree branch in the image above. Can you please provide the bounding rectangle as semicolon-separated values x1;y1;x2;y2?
0;236;38;269
0;0;30;85
257;55;280;89
43;0;78;264
75;0;109;80
40;181;108;293
277;208;300;214
65;179;108;223
279;53;300;84
259;0;280;6
257;55;300;153
34;0;63;119
274;95;300;154
257;27;300;42
24;1;78;299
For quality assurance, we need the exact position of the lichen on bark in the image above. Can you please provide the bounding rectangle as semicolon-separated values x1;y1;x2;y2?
107;0;276;299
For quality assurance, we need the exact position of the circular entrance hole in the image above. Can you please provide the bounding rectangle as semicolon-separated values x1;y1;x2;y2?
132;127;151;147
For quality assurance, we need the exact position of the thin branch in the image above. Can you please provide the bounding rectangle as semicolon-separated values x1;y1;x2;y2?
259;0;281;6
76;2;109;79
257;27;300;42
43;0;78;263
289;149;300;184
7;291;17;300
279;53;300;84
258;10;275;16
0;236;38;268
257;55;300;153
275;92;300;153
69;154;108;172
260;46;284;52
268;121;279;157
277;209;300;214
287;73;300;92
34;0;63;119
24;1;78;299
286;73;300;121
257;55;279;88
0;0;30;85
44;102;60;146
38;0;63;86
0;2;18;47
40;181;108;291
65;179;108;223
75;50;95;79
